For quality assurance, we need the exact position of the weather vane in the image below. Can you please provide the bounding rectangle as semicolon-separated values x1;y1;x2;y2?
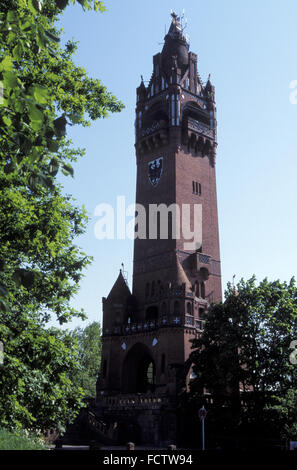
169;9;189;44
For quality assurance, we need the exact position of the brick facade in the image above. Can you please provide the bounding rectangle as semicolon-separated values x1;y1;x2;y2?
96;12;222;446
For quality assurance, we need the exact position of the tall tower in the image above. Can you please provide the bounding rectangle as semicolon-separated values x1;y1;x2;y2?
96;12;222;446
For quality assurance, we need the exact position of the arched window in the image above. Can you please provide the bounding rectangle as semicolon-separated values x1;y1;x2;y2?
186;302;192;315
115;311;121;325
201;282;205;299
173;300;180;314
151;281;155;297
171;94;175;125
161;354;166;374
195;282;200;298
199;308;205;319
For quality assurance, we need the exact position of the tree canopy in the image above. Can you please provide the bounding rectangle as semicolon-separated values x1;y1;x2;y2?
0;0;123;432
70;322;101;399
188;276;297;443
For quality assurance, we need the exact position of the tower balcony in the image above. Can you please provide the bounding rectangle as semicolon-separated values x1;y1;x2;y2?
187;117;214;139
145;284;188;303
182;117;216;162
194;252;212;279
103;313;204;337
136;120;169;155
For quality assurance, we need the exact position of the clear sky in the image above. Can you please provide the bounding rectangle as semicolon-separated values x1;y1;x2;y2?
56;0;297;329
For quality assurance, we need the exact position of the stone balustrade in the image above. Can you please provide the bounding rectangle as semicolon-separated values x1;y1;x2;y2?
102;394;169;409
103;314;205;337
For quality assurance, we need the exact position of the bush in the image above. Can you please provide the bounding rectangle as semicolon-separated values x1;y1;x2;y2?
0;428;50;450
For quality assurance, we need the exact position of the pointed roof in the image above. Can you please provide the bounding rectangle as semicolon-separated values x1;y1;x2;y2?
205;73;210;84
106;270;131;303
170;251;192;291
161;12;189;72
205;74;213;90
166;11;188;43
138;76;146;97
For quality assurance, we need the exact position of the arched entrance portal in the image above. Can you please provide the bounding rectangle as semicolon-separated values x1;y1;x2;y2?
122;343;156;393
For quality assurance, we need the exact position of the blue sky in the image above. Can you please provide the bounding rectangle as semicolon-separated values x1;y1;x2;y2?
56;0;297;329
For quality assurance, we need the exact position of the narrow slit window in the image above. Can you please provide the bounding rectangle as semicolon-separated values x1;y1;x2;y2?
201;282;205;299
151;281;155;297
161;354;166;374
171;95;175;125
193;181;201;196
138;111;142;129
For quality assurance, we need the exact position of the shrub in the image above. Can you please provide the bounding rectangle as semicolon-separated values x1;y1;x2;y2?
0;428;50;450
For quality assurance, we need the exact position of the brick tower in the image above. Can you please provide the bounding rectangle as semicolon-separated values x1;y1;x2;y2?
96;12;222;446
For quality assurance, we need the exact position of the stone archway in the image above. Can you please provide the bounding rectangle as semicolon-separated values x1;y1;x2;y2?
122;343;156;394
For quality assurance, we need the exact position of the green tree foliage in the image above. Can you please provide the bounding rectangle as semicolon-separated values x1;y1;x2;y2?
188;276;297;441
0;0;123;316
266;389;297;441
0;0;123;431
70;322;101;398
0;313;84;432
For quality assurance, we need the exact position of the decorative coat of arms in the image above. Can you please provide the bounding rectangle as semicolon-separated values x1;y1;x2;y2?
148;157;163;187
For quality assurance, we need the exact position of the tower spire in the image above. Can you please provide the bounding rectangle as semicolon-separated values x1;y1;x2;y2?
166;10;189;43
161;11;189;73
